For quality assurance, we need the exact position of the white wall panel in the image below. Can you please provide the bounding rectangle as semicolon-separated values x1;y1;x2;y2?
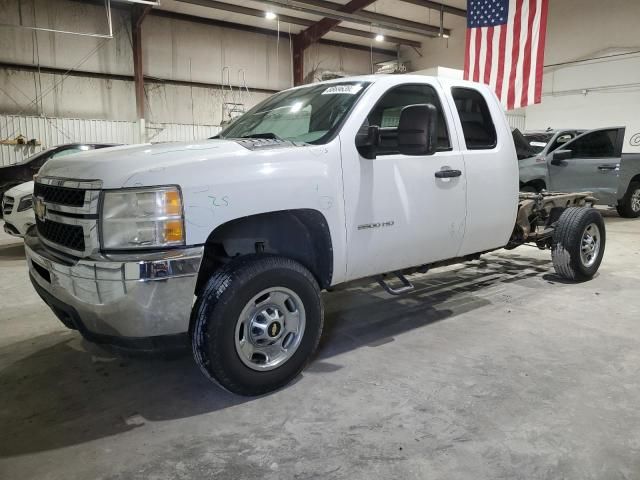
505;114;525;131
523;0;640;153
147;123;221;143
0;0;394;130
0;114;222;165
400;15;467;72
0;0;133;75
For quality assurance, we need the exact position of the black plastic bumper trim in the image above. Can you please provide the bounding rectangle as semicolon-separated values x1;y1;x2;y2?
29;274;188;353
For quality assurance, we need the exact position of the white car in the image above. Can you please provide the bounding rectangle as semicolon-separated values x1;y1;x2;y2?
2;181;34;237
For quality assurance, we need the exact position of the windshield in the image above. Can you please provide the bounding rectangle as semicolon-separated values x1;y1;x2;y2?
522;133;554;154
15;147;56;166
219;81;370;144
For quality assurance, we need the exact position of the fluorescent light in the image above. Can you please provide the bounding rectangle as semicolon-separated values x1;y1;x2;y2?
265;11;277;20
441;33;450;39
375;34;384;42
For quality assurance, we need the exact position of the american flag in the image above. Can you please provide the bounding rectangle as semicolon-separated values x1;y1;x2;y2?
464;0;549;110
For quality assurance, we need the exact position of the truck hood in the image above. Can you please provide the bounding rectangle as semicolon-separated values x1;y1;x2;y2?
38;140;253;188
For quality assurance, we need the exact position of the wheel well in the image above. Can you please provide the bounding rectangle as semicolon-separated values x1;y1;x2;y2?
521;179;547;192
629;174;640;186
195;209;333;295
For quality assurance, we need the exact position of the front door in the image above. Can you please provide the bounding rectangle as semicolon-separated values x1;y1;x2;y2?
548;127;624;204
341;82;467;281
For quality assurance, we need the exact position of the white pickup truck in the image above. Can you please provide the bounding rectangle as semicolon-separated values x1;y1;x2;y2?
25;75;606;395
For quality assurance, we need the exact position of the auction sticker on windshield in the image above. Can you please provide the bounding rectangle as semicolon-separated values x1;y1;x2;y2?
322;85;363;95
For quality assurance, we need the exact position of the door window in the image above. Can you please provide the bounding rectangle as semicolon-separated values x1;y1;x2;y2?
451;87;497;150
364;84;451;155
548;132;575;152
567;130;618;158
51;147;86;159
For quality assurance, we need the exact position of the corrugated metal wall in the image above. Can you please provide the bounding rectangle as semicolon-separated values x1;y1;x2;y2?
147;123;221;143
506;114;526;131
1;112;526;165
0;115;221;166
0;115;136;165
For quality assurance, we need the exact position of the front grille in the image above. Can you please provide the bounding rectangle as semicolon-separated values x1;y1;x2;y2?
34;183;86;207
2;195;14;215
36;218;85;252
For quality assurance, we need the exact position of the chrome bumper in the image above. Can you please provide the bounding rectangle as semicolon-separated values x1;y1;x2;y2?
25;227;203;340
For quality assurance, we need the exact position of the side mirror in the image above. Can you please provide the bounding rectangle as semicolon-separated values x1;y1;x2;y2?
355;124;380;160
551;149;572;164
397;104;437;156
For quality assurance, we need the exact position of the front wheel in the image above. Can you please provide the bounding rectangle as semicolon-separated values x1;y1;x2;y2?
551;208;606;281
616;181;640;218
191;255;323;396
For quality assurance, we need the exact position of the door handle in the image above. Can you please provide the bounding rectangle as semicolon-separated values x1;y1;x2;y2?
435;169;462;178
597;165;617;171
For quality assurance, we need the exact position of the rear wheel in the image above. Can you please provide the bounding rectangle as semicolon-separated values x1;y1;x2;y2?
520;185;538;193
191;255;323;396
551;208;606;281
616;181;640;218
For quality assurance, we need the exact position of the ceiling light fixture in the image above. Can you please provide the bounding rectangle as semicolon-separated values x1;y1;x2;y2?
375;33;384;42
265;11;277;20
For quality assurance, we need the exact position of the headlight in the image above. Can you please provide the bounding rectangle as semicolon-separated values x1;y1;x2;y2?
100;186;185;249
17;195;33;212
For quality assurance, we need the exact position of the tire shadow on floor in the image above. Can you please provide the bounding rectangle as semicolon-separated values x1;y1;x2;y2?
315;255;552;361
0;241;25;261
0;332;248;458
0;253;552;458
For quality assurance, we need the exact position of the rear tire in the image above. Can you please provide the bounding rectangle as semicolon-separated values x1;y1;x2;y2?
520;185;538;193
191;255;323;396
551;208;605;281
616;181;640;218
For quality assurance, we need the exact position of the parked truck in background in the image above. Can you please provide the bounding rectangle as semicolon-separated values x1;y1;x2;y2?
24;75;606;396
517;127;640;218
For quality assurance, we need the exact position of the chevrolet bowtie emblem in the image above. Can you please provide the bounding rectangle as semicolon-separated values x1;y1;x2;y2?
34;196;46;222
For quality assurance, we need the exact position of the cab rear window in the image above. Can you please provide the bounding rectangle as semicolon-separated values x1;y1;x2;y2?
451;87;497;150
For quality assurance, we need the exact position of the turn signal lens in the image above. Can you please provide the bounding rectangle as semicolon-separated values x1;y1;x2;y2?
165;190;182;216
164;219;184;243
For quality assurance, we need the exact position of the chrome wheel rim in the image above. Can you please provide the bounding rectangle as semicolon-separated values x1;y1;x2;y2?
631;189;640;213
580;223;601;268
235;287;306;371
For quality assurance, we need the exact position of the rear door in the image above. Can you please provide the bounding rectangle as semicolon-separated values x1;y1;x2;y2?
548;127;624;204
446;84;519;256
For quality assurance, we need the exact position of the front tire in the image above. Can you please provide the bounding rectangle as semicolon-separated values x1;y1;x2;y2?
616;181;640;218
551;208;606;281
191;255;323;396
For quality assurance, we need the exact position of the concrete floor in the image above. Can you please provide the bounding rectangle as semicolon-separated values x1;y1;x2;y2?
1;210;639;480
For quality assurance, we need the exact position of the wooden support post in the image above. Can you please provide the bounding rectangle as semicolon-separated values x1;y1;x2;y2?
292;35;304;86
292;0;377;86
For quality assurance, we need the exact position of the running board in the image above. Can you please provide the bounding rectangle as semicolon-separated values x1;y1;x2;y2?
376;272;415;296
